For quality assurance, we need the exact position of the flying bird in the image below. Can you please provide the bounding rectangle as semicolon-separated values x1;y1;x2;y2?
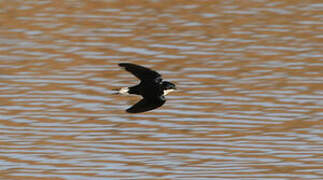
117;63;176;113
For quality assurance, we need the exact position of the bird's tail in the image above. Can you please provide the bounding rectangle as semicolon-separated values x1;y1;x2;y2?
112;87;129;95
111;88;120;95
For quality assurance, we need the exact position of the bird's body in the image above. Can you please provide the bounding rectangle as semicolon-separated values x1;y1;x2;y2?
117;63;176;113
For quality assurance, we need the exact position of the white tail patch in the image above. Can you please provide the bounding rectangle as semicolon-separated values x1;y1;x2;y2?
163;89;175;96
119;87;129;95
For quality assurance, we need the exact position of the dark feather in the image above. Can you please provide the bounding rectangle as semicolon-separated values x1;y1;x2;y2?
126;97;166;113
119;63;161;82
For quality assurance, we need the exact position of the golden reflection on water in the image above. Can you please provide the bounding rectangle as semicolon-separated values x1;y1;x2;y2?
0;0;322;179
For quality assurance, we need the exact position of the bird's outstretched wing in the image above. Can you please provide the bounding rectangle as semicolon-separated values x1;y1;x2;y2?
119;63;162;82
126;97;166;113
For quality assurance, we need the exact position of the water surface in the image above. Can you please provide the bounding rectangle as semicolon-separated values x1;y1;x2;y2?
0;0;322;179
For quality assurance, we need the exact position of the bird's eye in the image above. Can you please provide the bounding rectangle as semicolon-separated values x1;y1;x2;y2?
155;77;162;83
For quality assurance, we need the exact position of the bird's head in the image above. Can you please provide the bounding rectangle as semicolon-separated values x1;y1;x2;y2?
162;81;176;96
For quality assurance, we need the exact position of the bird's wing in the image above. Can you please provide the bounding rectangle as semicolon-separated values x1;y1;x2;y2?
119;63;162;82
126;96;166;113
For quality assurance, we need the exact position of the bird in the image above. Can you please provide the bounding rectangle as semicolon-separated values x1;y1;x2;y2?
117;63;176;113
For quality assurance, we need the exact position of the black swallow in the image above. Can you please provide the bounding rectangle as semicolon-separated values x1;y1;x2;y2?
117;63;176;113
